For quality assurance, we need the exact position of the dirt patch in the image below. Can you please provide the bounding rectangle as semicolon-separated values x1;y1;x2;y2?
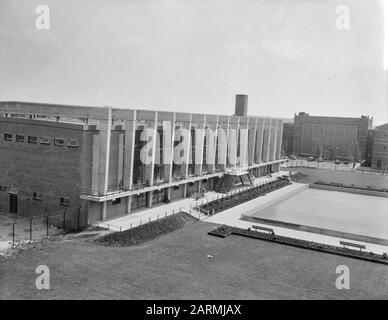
95;212;197;247
66;232;102;240
86;225;109;232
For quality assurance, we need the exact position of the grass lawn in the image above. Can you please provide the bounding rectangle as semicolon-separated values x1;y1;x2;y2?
284;167;388;189
0;221;387;299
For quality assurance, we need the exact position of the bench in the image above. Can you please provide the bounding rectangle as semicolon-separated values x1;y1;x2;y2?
340;241;366;251
251;225;275;235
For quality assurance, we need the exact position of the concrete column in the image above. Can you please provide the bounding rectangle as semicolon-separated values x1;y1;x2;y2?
149;112;158;186
91;134;100;194
162;116;174;182
266;119;272;162
183;184;188;198
248;118;257;166
224;117;230;169
166;187;171;201
98;107;112;220
209;178;214;190
198;180;202;193
276;120;284;160
235;117;240;169
123;111;136;191
146;191;152;208
125;196;132;214
262;119;271;163
239;120;249;169
182;114;192;178
118;133;124;187
254;118;264;164
209;116;219;173
168;113;176;183
270;119;278;161
196;115;206;176
102;202;108;220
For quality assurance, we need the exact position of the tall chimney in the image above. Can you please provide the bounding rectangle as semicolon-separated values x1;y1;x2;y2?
234;94;248;116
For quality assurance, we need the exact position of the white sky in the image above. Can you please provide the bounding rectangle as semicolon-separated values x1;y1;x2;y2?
0;0;387;125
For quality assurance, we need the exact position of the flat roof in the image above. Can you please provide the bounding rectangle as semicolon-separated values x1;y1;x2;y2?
0;101;284;122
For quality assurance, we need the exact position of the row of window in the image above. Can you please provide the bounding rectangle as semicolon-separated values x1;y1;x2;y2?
32;192;70;206
4;133;78;148
0;187;70;206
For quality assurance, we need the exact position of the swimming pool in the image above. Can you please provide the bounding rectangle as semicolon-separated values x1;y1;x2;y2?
249;188;388;241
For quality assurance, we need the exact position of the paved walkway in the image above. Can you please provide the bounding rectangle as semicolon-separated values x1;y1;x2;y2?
94;171;289;231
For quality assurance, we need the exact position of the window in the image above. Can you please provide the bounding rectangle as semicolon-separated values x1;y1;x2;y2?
16;135;24;142
0;185;6;192
40;136;50;145
28;136;37;144
32;192;42;201
67;139;79;148
54;138;64;146
112;198;121;205
4;133;12;141
60;197;70;206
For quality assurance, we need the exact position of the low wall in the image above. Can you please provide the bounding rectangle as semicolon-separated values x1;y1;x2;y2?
310;183;388;198
241;215;388;246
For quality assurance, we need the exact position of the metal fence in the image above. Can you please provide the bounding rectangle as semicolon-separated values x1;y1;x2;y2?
281;159;388;175
93;206;200;233
0;207;88;249
281;159;358;171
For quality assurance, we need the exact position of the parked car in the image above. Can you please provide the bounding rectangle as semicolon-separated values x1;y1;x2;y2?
307;156;315;162
343;160;350;165
317;157;324;162
288;154;297;160
334;159;341;165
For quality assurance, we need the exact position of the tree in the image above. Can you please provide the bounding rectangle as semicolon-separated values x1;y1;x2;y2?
314;140;323;159
352;138;361;162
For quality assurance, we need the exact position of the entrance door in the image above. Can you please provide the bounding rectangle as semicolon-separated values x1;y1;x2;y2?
132;193;146;210
152;189;164;204
9;194;18;214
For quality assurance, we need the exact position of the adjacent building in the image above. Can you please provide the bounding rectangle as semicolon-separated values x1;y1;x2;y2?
284;112;373;161
371;123;388;171
0;97;285;222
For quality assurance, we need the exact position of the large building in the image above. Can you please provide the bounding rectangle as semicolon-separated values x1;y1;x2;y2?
371;123;388;171
285;112;373;161
0;97;285;222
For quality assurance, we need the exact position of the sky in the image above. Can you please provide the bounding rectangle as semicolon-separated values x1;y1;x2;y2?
0;0;387;125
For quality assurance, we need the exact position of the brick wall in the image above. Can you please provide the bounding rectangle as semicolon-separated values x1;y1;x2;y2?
0;118;88;216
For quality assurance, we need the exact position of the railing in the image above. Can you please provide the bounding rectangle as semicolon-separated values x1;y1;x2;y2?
281;159;365;172
191;174;290;216
94;206;203;233
90;173;289;232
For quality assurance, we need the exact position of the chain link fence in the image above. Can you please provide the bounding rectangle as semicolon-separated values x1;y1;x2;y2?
0;207;88;249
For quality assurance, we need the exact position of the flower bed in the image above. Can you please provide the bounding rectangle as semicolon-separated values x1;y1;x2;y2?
95;212;197;247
